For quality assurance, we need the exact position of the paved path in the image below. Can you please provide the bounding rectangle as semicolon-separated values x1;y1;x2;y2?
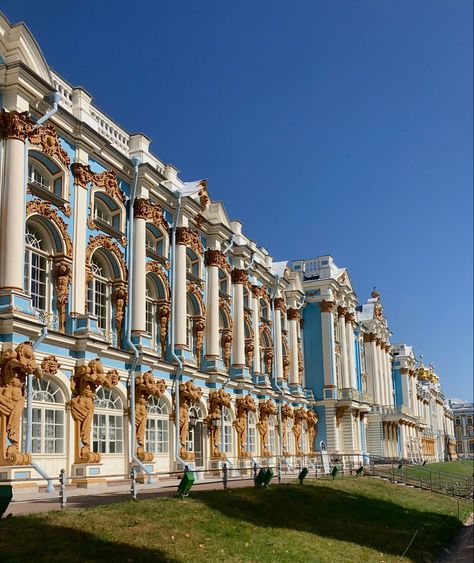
437;513;474;563
6;475;293;516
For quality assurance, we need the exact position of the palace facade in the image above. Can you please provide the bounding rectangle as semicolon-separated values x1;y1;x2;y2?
0;12;456;487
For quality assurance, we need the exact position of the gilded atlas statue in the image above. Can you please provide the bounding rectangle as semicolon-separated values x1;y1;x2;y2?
280;403;294;456
233;394;256;458
178;380;202;461
134;371;167;462
70;358;119;464
204;388;231;459
292;407;308;456
257;399;277;456
306;409;318;455
0;342;42;466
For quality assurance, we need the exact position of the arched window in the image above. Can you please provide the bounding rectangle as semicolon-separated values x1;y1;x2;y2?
187;403;205;467
28;159;52;191
186;249;200;279
24;222;52;312
186;296;195;352
88;252;112;332
145;276;158;343
268;414;277;455
22;377;65;454
93;193;121;231
146;396;169;454
243;286;249;309
248;411;257;454
219;270;229;296
145;226;165;258
222;407;233;455
93;387;123;454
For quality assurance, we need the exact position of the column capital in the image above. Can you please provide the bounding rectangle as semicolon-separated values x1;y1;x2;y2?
287;307;300;321
176;226;204;255
363;332;376;343
400;367;409;374
0;109;32;141
274;297;286;313
204;248;231;272
337;305;347;318
231;268;248;285
319;300;336;313
345;311;355;324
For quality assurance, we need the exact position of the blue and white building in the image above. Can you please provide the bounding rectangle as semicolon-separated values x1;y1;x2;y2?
0;12;455;489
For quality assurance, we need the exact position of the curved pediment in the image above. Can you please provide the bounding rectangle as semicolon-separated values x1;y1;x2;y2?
0;12;53;85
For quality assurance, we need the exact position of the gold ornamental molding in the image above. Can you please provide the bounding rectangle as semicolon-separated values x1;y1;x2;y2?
0;110;32;141
287;307;300;321
134;371;166;462
26;199;73;258
41;355;61;376
231;268;248;285
337;305;347;318
133;198;169;230
204;248;231;273
234;395;257;458
251;284;270;301
257;399;277;457
54;260;72;333
71;163;126;205
204;389;232;459
187;280;206;316
175;226;204;255
274;297;286;313
29;124;70;167
319;300;336;314
86;234;128;281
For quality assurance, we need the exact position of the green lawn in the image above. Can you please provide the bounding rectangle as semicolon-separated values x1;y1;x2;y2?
422;460;474;477
0;477;470;563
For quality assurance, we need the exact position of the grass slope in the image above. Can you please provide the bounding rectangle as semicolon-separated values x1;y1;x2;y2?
0;478;470;563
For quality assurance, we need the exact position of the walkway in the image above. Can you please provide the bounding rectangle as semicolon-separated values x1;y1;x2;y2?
437;513;474;563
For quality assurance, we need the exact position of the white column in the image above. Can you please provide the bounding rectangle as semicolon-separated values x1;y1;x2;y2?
345;314;356;388
71;159;89;315
320;300;337;387
131;202;147;333
273;299;284;380
369;337;381;404
231;268;246;367
399;423;407;458
386;349;394;406
288;308;300;385
251;289;261;374
338;307;349;388
174;238;187;348
0;112;30;290
204;248;220;358
376;340;386;405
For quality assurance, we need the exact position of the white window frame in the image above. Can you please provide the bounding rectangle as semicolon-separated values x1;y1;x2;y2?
146;396;169;454
93;387;123;455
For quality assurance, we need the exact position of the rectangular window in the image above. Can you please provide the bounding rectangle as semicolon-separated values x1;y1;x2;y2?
146;418;169;454
268;427;276;455
248;426;256;453
223;424;232;454
145;300;154;336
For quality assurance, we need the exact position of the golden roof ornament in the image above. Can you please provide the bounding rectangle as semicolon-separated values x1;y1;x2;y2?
371;286;380;299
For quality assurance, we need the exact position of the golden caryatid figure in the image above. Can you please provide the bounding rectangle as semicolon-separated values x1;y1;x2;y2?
234;394;256;458
280;404;294;456
204;388;231;459
178;380;202;461
292;407;308;456
257;399;277;456
306;409;318;455
134;371;166;462
70;359;118;464
0;342;42;466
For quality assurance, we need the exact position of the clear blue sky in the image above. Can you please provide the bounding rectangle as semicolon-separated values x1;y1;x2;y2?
4;1;472;400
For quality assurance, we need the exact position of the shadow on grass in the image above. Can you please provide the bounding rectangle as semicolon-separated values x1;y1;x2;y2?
194;480;462;561
0;515;178;563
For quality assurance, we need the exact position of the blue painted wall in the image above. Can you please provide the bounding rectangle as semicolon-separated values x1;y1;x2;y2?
314;404;327;447
393;368;403;406
302;301;324;400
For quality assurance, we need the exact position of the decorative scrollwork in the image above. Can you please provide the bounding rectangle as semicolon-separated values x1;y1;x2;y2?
28;124;70;167
26;199;73;258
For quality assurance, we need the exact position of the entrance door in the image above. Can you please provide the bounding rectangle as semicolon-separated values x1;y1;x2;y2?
192;422;204;468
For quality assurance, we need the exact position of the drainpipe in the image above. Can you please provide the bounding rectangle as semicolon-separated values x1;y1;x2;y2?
124;157;154;484
271;275;286;462
169;192;188;468
23;93;60;495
